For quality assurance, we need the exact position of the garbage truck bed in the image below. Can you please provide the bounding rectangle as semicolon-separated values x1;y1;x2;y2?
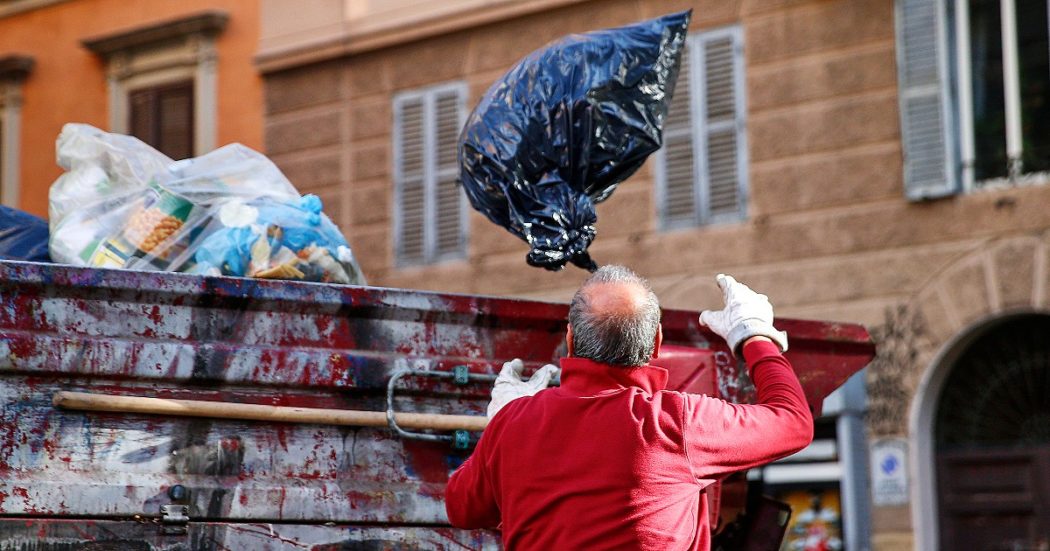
0;260;874;549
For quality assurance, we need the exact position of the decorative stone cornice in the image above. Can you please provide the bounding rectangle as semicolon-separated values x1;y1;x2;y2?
82;11;229;57
0;54;33;82
255;0;595;74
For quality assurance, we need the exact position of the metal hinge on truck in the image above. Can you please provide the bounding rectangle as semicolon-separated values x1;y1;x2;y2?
160;504;189;535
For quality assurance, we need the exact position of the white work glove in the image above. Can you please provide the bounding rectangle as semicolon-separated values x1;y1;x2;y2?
487;359;560;418
699;274;788;356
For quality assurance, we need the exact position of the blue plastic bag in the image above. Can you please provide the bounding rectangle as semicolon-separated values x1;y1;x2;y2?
0;206;51;262
190;194;362;284
459;11;690;271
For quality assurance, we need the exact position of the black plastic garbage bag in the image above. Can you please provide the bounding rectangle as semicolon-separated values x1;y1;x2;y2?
459;11;690;271
0;206;51;262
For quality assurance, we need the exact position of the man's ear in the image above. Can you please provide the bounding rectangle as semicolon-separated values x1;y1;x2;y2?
651;323;663;359
565;324;574;357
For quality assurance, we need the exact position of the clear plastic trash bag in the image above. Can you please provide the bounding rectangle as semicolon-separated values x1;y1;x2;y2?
459;11;691;271
48;123;366;285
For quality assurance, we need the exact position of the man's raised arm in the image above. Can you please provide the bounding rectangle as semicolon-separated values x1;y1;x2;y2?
678;275;814;480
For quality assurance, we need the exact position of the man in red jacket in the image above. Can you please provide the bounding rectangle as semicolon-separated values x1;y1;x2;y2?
445;266;814;550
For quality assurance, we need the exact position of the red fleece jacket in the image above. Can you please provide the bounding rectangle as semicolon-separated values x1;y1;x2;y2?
444;340;814;550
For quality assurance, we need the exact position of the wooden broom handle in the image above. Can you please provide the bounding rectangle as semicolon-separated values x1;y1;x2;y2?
53;391;489;432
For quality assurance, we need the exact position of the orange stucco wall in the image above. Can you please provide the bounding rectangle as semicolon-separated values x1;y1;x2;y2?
0;0;262;217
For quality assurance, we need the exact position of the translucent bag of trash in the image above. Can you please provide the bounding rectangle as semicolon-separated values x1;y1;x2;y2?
48;123;366;285
459;11;690;271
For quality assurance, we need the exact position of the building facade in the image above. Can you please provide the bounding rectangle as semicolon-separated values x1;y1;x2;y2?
254;0;1050;549
0;0;263;217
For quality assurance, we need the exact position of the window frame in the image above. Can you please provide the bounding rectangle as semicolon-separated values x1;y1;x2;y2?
82;11;227;157
391;81;469;267
0;55;32;208
898;0;1050;198
952;0;1050;190
653;25;749;231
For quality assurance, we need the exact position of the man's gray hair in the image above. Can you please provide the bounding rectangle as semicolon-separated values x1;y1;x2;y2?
568;265;661;367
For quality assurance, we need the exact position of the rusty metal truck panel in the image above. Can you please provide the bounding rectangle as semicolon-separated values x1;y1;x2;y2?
0;519;501;550
0;260;875;547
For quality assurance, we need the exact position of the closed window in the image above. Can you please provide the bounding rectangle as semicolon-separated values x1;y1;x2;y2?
82;11;228;159
0;115;4;204
0;55;31;208
896;0;1050;198
393;83;468;266
654;26;748;230
129;81;195;160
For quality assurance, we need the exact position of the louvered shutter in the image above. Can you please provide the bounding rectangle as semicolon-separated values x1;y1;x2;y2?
658;41;697;228
656;29;747;229
433;88;465;259
394;96;427;265
157;84;194;161
394;84;467;266
895;0;957;199
129;90;154;148
129;82;194;160
701;30;747;222
0;116;4;205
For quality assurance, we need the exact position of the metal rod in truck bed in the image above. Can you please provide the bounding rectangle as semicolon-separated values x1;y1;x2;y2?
53;391;490;432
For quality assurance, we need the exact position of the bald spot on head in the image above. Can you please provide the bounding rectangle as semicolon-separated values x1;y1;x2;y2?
578;281;650;320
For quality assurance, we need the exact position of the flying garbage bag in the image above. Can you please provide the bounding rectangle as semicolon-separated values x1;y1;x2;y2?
459;11;690;271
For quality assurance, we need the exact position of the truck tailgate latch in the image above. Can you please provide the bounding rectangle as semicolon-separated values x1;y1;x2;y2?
160;504;190;535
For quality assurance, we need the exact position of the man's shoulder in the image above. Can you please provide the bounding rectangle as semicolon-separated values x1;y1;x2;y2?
652;389;726;419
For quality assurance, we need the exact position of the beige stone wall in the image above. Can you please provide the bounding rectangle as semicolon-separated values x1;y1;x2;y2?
262;0;1050;326
261;1;1050;547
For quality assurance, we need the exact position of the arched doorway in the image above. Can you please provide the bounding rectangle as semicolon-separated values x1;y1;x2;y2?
933;314;1050;550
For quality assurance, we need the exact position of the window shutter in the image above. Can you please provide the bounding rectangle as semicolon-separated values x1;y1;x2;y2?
0;116;4;203
129;89;155;147
433;88;465;258
157;83;193;160
659;41;698;227
128;81;194;160
656;29;747;229
394;84;467;266
701;30;746;222
895;0;957;199
395;96;427;265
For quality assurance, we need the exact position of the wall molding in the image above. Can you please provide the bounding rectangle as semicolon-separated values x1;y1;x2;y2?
255;0;596;74
82;12;227;155
0;0;70;19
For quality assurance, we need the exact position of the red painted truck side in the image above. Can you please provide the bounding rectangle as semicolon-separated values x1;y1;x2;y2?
0;260;874;549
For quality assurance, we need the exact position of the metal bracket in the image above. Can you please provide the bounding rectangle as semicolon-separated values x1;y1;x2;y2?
386;367;496;446
453;364;470;385
161;504;189;523
159;503;189;535
453;429;470;450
